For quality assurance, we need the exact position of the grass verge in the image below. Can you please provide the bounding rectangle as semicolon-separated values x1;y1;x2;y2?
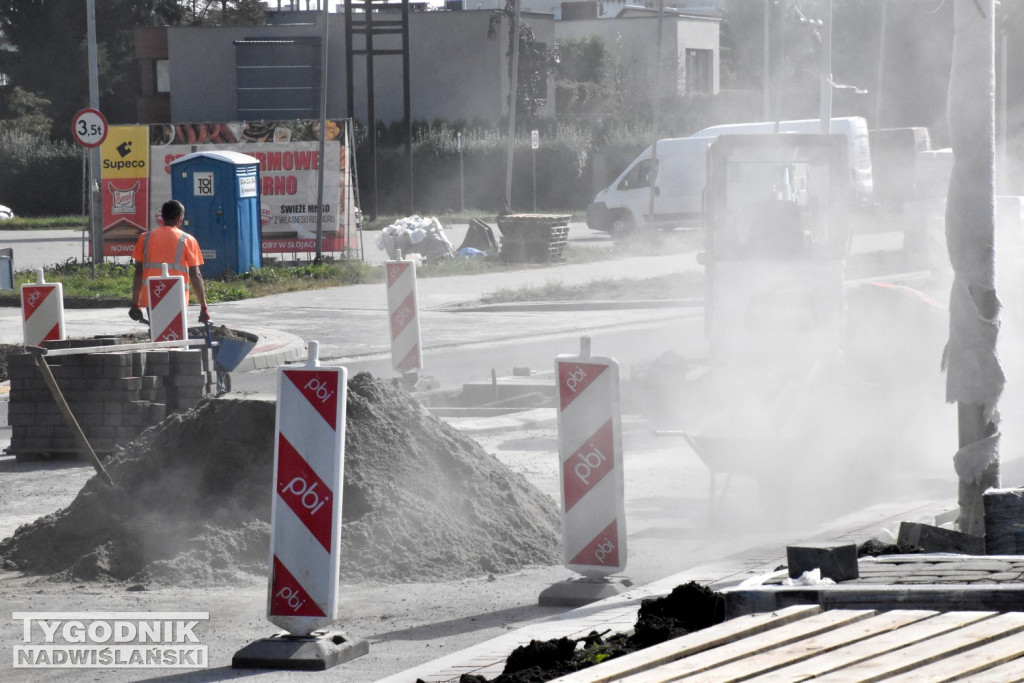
0;228;699;305
0;216;87;230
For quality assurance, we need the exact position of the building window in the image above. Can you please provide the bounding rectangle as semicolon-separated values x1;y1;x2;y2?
684;49;712;95
155;59;170;93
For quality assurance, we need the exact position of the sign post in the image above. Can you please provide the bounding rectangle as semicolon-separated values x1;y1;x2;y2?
20;269;65;348
385;254;423;387
457;132;464;213
539;336;631;607
531;129;539;213
233;342;367;671
72;106;107;267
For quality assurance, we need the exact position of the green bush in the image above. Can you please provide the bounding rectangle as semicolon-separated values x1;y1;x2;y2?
0;131;83;216
350;91;760;220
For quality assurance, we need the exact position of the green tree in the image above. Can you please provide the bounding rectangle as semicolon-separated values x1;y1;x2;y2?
488;0;554;125
155;0;265;26
0;1;159;135
554;35;614;117
0;86;52;137
0;1;264;140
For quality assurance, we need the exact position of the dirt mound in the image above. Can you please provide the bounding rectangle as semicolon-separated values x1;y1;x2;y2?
0;373;561;585
456;582;726;683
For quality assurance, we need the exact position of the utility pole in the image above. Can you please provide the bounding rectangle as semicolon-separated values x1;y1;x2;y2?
819;0;832;133
315;2;329;261
504;0;521;213
763;0;771;121
86;0;103;268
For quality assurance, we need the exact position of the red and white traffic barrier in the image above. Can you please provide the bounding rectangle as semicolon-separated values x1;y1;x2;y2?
556;337;626;578
268;342;347;636
147;263;188;344
385;255;422;374
21;269;65;347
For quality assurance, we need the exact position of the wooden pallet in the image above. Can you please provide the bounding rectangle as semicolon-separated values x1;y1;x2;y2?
551;606;1024;682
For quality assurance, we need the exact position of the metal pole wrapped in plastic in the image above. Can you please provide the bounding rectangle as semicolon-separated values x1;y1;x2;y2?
943;0;1001;535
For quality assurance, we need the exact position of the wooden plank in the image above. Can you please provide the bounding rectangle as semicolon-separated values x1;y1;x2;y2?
39;338;204;356
954;656;1024;683
744;610;996;682
812;611;1024;682
884;634;1024;682
617;609;877;683
680;610;937;682
549;605;821;683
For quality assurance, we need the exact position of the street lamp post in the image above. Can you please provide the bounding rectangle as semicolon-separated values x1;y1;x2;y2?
819;0;832;133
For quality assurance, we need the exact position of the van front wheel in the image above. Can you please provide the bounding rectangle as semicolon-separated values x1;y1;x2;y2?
610;211;635;238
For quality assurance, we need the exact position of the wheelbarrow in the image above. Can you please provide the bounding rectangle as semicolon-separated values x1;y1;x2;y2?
203;322;256;394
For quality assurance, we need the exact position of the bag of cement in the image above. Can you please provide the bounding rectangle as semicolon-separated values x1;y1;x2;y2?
376;216;453;262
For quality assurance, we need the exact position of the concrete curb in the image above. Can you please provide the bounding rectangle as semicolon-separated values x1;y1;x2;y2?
439;406;557;435
231;327;308;373
439;298;703;313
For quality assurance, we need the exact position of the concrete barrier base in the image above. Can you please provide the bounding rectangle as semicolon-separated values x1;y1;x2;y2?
232;630;369;671
538;576;634;607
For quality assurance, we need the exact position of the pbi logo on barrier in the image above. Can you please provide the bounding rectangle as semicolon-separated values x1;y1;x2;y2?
269;356;347;636
12;612;209;669
556;354;626;578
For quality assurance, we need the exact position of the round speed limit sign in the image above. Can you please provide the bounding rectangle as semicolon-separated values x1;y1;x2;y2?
72;108;108;148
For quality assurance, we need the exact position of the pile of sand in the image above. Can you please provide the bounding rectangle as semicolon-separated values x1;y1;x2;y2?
0;373;561;585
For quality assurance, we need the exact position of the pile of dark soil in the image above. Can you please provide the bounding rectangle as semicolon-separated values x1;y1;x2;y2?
857;538;923;557
0;373;561;585
454;582;726;683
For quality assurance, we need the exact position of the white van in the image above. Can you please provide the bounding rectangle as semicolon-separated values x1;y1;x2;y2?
585;116;873;234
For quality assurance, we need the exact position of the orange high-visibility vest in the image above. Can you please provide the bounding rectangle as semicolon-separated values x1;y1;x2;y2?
134;226;202;306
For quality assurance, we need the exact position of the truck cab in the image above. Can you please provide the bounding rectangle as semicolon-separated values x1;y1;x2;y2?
702;133;853;362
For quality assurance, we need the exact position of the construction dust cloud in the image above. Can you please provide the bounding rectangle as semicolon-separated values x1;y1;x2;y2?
0;373;561;585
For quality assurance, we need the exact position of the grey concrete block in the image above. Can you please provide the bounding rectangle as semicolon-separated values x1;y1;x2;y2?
898;521;984;555
984;488;1024;555
787;542;859;582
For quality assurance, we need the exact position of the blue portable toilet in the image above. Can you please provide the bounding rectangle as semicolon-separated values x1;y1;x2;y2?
170;151;262;277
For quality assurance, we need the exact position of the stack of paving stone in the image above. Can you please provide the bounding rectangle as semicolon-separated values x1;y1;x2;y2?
763;555;1024;586
5;339;212;459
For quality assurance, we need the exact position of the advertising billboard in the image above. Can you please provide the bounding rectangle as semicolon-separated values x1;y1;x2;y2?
101;120;356;257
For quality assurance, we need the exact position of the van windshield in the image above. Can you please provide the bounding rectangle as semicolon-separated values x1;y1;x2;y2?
617;158;657;190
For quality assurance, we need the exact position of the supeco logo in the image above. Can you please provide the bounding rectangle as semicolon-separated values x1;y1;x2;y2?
102;158;146;171
279;476;329;516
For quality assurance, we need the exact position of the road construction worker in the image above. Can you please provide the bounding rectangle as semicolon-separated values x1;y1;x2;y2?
129;200;210;324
